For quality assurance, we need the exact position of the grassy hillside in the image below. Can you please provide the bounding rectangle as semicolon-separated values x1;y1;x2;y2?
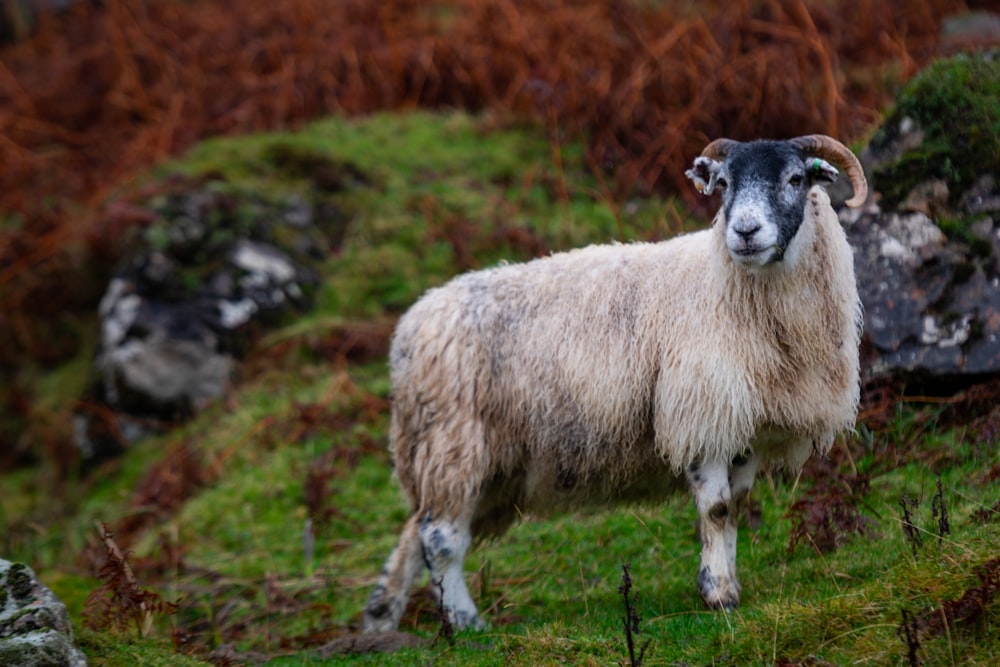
3;112;998;666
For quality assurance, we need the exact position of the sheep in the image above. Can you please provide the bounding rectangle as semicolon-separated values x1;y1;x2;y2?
362;135;868;633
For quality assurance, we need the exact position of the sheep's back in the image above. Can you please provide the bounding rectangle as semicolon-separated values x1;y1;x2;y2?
388;237;710;511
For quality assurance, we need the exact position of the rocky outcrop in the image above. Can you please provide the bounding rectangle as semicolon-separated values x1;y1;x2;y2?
76;152;369;459
845;204;1000;383
0;559;88;667
847;50;1000;386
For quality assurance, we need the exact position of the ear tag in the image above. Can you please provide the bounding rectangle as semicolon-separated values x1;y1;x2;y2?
808;158;839;182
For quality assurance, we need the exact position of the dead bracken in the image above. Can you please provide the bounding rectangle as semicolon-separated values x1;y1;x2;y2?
0;0;965;382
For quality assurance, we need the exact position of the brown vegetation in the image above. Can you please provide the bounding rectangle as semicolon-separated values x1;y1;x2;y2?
0;0;969;378
83;521;179;636
898;555;1000;662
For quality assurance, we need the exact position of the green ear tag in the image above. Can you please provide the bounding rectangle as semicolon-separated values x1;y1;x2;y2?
811;158;823;174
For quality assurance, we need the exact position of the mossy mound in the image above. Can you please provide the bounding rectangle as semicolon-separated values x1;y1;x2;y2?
867;51;1000;213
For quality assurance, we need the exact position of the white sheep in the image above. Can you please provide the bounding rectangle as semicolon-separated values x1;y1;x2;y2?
362;135;868;632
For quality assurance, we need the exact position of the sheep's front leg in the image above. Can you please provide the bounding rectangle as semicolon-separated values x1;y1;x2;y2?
419;512;485;631
687;453;759;610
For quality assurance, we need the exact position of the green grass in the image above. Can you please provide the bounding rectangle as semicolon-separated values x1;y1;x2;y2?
2;112;998;666
45;368;1000;666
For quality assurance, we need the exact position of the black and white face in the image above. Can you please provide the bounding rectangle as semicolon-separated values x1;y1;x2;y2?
688;141;840;269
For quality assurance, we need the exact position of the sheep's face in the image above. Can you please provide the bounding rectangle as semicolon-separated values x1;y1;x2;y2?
688;141;840;270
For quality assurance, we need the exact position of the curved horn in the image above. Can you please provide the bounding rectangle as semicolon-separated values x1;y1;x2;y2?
700;138;741;160
789;134;868;208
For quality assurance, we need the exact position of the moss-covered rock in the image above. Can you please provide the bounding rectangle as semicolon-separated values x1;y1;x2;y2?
74;148;378;460
0;560;87;666
7;562;34;601
853;50;1000;384
865;50;1000;216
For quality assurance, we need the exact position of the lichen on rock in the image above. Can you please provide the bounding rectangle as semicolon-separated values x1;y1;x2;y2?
75;149;374;460
0;559;88;667
851;49;1000;385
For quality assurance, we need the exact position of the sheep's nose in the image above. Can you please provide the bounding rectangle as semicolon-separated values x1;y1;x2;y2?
734;224;760;240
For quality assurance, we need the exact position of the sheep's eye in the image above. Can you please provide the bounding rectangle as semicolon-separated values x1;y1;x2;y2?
715;177;728;190
789;173;804;187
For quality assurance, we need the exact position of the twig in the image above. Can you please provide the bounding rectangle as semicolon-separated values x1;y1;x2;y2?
898;607;921;667
899;496;922;557
931;478;950;542
618;563;651;667
431;578;455;647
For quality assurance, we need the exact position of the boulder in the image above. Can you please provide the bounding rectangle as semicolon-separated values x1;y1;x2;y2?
76;151;368;459
845;206;1000;384
848;50;1000;386
0;559;88;667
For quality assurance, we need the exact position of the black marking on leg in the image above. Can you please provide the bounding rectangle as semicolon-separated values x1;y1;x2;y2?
708;501;729;523
698;566;717;595
365;600;393;620
364;585;394;620
427;528;450;557
420;519;453;565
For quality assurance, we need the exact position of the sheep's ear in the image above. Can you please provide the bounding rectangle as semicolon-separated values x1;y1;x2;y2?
805;157;839;184
685;156;723;195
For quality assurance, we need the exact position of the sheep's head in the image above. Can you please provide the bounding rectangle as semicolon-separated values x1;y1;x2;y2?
685;135;867;269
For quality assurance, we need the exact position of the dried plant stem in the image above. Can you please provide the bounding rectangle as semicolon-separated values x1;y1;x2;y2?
96;521;152;636
618;563;651;667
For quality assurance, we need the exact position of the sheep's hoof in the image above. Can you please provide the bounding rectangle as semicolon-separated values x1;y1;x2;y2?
361;615;396;634
698;568;740;611
700;586;740;611
361;595;402;634
449;609;488;632
703;595;740;612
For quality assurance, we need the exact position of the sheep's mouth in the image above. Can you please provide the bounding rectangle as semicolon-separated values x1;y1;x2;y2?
730;245;767;259
729;244;778;266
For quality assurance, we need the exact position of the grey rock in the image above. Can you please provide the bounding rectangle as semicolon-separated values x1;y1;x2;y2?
961;175;1000;217
861;114;925;177
847;200;1000;384
0;560;87;667
76;175;349;459
848;50;1000;386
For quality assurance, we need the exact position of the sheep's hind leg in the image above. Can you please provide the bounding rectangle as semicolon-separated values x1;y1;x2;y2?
362;514;425;633
419;511;485;631
687;453;758;611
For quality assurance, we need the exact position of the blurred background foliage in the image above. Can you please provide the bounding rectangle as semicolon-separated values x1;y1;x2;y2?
0;0;972;373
